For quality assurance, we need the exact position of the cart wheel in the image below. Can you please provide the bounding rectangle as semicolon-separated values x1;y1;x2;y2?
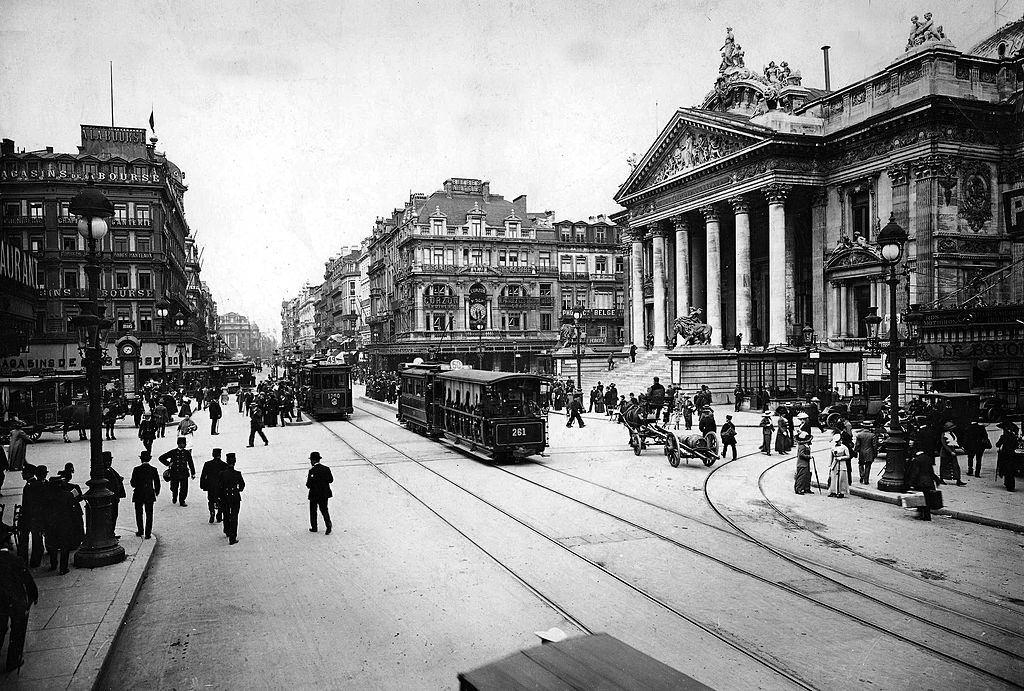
826;412;842;428
28;430;43;442
665;435;680;467
986;405;1002;422
702;453;717;467
704;431;719;457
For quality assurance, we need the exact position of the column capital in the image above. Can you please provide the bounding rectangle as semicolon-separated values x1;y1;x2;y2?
671;215;690;233
886;163;910;186
810;186;828;207
763;183;792;205
911;154;962;181
728;196;751;215
644;221;660;240
700;205;720;222
627;228;644;244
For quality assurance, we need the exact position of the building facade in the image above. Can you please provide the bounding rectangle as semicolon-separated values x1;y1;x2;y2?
364;177;624;371
320;247;365;358
615;17;1024;397
0;126;207;375
218;311;264;359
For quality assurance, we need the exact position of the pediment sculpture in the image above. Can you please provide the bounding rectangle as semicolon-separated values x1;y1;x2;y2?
645;128;745;185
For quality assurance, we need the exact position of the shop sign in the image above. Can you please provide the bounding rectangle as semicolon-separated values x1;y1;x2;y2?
39;288;155;299
0;239;38;288
923;341;1024;360
0;341;189;373
424;296;459;308
468;283;487;302
1006;187;1024;237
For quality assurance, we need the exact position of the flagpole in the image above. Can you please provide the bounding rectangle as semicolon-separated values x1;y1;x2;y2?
109;61;114;127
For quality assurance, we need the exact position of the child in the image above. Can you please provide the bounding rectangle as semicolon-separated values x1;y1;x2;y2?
177;414;198;437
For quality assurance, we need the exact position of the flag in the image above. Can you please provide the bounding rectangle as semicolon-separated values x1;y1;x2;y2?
148;109;155;133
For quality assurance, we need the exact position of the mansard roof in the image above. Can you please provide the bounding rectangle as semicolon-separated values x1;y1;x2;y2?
967;14;1024;59
412;189;524;227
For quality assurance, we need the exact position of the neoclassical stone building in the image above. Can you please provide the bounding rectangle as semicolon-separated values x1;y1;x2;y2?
614;15;1024;397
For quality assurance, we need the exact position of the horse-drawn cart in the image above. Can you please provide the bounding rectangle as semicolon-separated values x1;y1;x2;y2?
622;404;719;467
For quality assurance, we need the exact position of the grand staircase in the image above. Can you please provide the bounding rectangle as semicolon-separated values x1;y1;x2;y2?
558;348;738;402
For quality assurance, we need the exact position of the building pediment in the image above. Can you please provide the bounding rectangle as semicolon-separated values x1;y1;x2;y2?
824;243;883;271
615;109;774;203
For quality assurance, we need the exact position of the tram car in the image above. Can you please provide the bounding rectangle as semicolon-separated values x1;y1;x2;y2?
210;360;257;390
398;367;549;461
296;362;354;419
0;373;87;440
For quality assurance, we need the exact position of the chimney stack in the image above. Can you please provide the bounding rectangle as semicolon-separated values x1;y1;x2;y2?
821;45;832;92
1;138;14;156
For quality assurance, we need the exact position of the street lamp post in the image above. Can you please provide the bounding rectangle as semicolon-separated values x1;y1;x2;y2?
70;179;125;568
573;309;584;393
874;214;910;493
475;324;484;370
174;313;187;385
156;300;170;381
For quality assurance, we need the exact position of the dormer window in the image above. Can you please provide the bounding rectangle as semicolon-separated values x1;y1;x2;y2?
575;225;586;242
560;225;570;241
595;227;606;242
432;218;444;234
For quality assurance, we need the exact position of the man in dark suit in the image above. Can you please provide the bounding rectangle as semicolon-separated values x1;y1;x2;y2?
159;437;196;506
0;546;38;673
306;451;333;534
130;451;160;538
208;396;222;435
102;451;126;528
17;465;49;567
218;453;245;545
200;448;227;524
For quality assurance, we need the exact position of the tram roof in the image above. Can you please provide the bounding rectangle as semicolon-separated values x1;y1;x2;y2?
436;370;546;386
301;362;352;370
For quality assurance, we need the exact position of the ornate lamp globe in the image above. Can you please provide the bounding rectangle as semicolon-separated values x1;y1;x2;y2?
876;213;908;264
70;180;113;241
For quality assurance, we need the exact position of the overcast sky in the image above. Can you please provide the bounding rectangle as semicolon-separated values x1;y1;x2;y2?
2;0;1020;337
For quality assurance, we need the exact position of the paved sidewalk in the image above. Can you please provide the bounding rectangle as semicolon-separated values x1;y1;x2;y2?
0;528;155;690
814;469;1023;532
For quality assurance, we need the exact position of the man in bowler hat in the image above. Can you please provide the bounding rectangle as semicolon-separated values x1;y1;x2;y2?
306;452;333;534
130;451;160;539
219;453;244;544
200;449;227;523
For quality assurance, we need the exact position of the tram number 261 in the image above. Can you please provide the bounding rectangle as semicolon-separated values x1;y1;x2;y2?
511;427;527;437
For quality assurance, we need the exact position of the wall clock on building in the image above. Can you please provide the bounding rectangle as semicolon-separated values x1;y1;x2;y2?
119;343;136;357
469;303;487;321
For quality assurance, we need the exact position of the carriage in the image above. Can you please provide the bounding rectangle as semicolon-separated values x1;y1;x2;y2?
620;403;720;467
0;374;88;440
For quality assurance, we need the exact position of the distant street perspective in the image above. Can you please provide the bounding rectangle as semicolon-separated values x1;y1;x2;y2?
2;1;1024;689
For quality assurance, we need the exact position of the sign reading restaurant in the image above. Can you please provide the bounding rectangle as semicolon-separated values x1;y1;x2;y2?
0;239;38;288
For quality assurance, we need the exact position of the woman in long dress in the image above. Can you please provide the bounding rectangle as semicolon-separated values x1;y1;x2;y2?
793;430;813;494
828;433;851;497
8;426;30;472
775;410;791;454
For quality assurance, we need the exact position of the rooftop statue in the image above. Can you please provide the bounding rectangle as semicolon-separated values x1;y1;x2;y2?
906;12;946;51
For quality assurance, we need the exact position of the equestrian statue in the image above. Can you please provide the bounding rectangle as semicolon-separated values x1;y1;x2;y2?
673;307;713;346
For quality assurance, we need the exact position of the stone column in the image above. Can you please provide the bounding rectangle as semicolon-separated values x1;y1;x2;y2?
650;222;668;348
839;282;849;337
764;184;791;345
416;284;425;331
730;196;752;348
810;187;829;339
672;215;690;324
700;205;723;347
828;282;840;338
630;230;644;348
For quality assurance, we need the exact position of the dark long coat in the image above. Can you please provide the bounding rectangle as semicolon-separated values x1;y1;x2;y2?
130;463;161;503
306;463;334;501
44;479;84;549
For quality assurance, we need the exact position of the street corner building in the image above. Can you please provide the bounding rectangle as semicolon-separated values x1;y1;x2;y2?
357;177;626;373
613;15;1024;404
0;125;219;380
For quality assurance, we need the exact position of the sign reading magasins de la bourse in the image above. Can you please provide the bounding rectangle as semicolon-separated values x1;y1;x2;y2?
39;288;154;300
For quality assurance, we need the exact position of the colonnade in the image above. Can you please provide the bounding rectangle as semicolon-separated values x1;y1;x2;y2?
628;184;792;349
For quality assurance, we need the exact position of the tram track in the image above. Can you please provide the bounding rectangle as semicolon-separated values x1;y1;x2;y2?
360;398;1024;633
320;401;1024;688
318;406;816;689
